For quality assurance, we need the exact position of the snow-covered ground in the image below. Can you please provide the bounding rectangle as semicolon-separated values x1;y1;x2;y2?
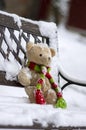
0;12;86;127
59;24;86;81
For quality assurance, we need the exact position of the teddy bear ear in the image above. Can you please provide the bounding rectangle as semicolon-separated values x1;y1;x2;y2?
26;42;34;51
50;48;56;57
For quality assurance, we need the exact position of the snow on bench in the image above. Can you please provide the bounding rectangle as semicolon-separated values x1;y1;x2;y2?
0;11;59;129
0;11;86;130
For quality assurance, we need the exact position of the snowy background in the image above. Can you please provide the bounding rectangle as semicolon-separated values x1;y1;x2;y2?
0;18;86;128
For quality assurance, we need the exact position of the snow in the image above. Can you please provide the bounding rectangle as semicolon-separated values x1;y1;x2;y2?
38;21;58;49
3;58;20;81
13;14;22;28
0;10;58;48
0;10;86;127
0;23;86;127
0;28;21;80
59;24;86;81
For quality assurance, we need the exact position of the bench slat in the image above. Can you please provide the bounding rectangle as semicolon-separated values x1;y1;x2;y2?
0;13;41;36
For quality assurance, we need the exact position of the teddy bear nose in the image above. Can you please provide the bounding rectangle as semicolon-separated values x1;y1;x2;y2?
48;57;51;60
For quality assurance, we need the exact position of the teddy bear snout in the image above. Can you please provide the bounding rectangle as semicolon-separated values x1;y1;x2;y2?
40;56;51;65
48;57;51;61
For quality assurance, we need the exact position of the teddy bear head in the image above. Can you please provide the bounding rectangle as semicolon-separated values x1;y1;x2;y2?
26;42;56;66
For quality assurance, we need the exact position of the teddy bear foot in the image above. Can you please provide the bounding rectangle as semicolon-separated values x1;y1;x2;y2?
35;90;46;104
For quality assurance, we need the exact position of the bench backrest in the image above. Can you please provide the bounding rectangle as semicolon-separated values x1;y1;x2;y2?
0;12;49;87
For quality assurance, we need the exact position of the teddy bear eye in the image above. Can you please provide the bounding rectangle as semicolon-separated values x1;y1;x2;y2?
39;54;42;57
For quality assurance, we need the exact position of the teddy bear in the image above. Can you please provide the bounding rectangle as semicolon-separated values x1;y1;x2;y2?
18;42;67;108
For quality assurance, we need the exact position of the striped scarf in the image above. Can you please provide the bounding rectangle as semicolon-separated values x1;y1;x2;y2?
27;61;67;108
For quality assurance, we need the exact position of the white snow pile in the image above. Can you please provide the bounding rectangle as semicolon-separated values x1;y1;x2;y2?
38;21;58;49
0;11;86;127
0;28;21;81
59;24;86;81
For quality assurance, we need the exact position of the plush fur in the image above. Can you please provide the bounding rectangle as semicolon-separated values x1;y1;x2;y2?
18;42;57;105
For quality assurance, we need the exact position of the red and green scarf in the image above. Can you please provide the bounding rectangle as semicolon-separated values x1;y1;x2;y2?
27;61;67;108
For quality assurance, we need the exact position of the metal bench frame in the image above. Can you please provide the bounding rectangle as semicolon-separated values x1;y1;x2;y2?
58;70;86;90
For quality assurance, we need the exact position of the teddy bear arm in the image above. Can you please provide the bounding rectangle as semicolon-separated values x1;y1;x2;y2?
25;86;36;103
18;67;31;87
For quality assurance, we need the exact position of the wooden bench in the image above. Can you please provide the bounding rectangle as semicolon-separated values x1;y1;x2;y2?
0;11;86;130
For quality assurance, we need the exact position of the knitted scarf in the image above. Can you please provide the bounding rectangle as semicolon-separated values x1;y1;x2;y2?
27;61;67;108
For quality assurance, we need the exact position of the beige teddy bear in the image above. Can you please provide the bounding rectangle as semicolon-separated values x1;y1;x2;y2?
18;42;67;108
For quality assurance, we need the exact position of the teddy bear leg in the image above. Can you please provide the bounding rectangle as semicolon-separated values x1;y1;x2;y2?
25;86;46;104
45;89;57;105
25;86;36;103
